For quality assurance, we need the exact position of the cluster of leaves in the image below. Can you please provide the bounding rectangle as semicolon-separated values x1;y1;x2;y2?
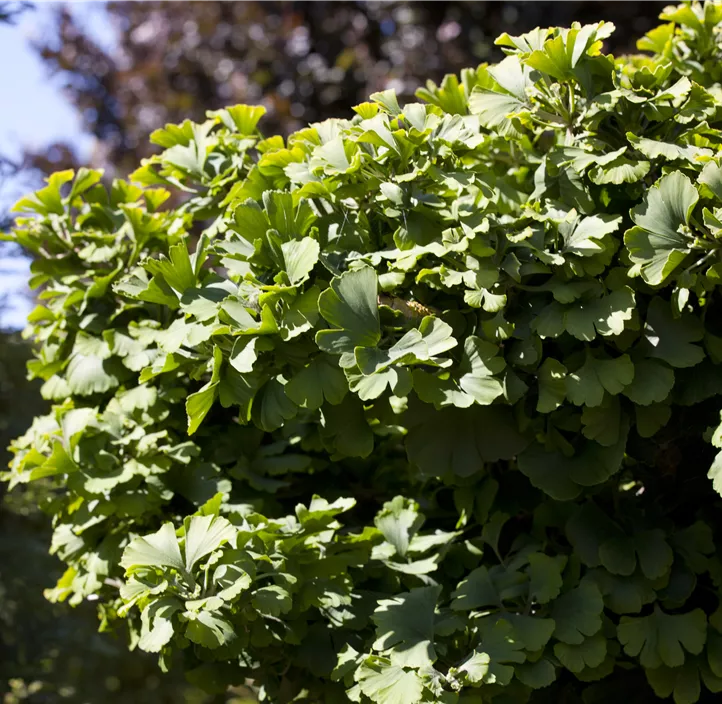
7;3;722;703
0;334;222;703
0;489;225;704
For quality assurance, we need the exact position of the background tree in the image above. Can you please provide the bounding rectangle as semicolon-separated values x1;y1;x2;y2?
31;1;666;178
0;2;30;25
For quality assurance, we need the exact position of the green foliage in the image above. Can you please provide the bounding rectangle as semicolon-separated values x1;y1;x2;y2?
0;487;238;704
7;3;722;703
0;333;223;703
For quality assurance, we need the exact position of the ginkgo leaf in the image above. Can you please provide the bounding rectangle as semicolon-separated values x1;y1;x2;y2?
185;611;236;649
589;154;650;184
355;329;427;375
374;496;424;558
473;618;527;685
263;191;315;241
280;237;320;285
582;395;622;446
599;536;637;576
251;585;292;617
554;634;607;673
592;287;636;337
220;104;266;134
121;523;184;573
450;565;498;611
565;352;634;407
618;607;707;668
469;91;526;138
623;359;675;405
316;267;381;354
349;366;412;401
552;583;605;645
229;337;261;374
699;160;722;200
66;354;122;395
186;348;223;434
518;420;628;500
319;395;374;458
709;451;722;497
487;55;533;100
627;133;705;162
507;614;555;652
356;661;424;704
114;267;180;308
643;297;704;368
645;661;707;704
624;171;698;285
183;515;236;573
138;597;181;653
537;358;567;412
459;335;505;375
563;214;622;256
455;651;491;684
285;357;347;409
636;402;672;438
634;529;674;580
372;586;440;667
515;658;557;689
213;561;253;601
356;316;456;375
145;241;197;293
528;553;566;604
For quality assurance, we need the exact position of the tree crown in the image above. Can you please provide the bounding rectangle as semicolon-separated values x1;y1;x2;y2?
7;3;722;702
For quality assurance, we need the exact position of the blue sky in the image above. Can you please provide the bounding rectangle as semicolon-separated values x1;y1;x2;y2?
0;2;114;329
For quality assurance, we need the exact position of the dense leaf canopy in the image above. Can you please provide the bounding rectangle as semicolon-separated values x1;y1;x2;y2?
7;3;722;703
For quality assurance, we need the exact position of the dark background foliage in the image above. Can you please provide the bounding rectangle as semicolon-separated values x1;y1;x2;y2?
30;1;666;177
1;2;669;701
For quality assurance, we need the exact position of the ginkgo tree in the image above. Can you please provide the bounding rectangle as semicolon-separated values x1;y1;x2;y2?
6;2;722;703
